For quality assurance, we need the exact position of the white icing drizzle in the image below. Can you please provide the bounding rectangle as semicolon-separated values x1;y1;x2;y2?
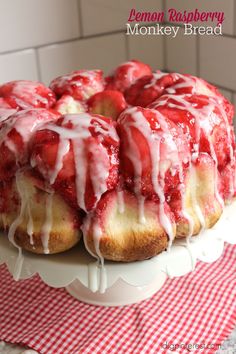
120;107;179;248
49;138;70;185
8;172;26;248
10;81;49;108
39;113;119;212
151;94;233;207
178;162;194;239
117;190;125;214
81;213;107;293
190;164;206;231
144;71;169;89
40;192;54;254
27;203;34;246
7;171;26;280
93;221;104;263
114;61;139;83
50;70;104;100
81;212;98;259
89;140;110;205
0;108;17;123
165;74;197;95
0;109;57;164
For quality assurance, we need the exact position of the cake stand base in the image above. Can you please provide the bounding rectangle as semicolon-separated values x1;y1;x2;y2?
66;273;166;306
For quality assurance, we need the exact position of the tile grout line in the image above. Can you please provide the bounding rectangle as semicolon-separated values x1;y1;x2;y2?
124;32;130;60
35;49;42;82
0;25;235;58
77;0;84;38
0;29;127;56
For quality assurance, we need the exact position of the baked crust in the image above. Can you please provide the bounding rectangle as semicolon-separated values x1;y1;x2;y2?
1;172;81;254
84;190;175;262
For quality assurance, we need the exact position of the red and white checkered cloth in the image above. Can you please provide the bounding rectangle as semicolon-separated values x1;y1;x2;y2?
0;244;235;354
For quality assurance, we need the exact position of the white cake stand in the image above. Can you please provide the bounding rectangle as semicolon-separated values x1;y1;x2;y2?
0;201;235;307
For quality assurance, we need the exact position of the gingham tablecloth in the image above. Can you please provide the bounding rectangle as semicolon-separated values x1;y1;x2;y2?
0;244;235;354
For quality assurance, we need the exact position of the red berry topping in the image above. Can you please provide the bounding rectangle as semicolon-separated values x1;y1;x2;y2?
117;106;190;199
0;108;60;180
0;80;56;110
30;113;119;211
50;70;104;101
125;72;177;107
106;60;152;92
149;94;235;170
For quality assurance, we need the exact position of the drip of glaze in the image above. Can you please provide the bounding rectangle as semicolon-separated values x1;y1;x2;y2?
154;94;228;208
51;70;104;100
190;164;206;231
0;109;58;166
126;61;138;83
81;212;98;259
0;108;17;123
178;163;194;240
122;107;177;249
82;213;107;293
7;171;26;280
165;74;196;94
8;172;27;248
72;139;87;211
117;190;125;214
13;247;24;281
11;81;49;108
27;203;34;246
40;192;54;254
185;238;195;271
43;114;118;212
144;72;169;89
49;138;70;184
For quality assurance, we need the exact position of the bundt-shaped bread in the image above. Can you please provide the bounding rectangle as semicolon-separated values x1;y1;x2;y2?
0;61;235;261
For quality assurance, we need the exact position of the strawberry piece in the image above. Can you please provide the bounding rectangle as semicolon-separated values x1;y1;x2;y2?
54;95;86;114
117;106;190;200
87;90;127;120
0;80;56;110
30;113;119;212
50;70;104;101
163;73;234;124
0;109;60;181
149;94;235;170
0;97;15;109
125;72;177;107
105;60;152;92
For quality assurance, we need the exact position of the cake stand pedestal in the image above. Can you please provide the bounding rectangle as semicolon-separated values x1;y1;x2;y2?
0;201;235;306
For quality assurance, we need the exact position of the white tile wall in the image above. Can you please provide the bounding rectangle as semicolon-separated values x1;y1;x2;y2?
165;27;197;75
0;50;38;84
80;0;162;36
200;36;236;91
0;0;80;53
38;34;127;84
128;35;164;70
165;0;234;35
